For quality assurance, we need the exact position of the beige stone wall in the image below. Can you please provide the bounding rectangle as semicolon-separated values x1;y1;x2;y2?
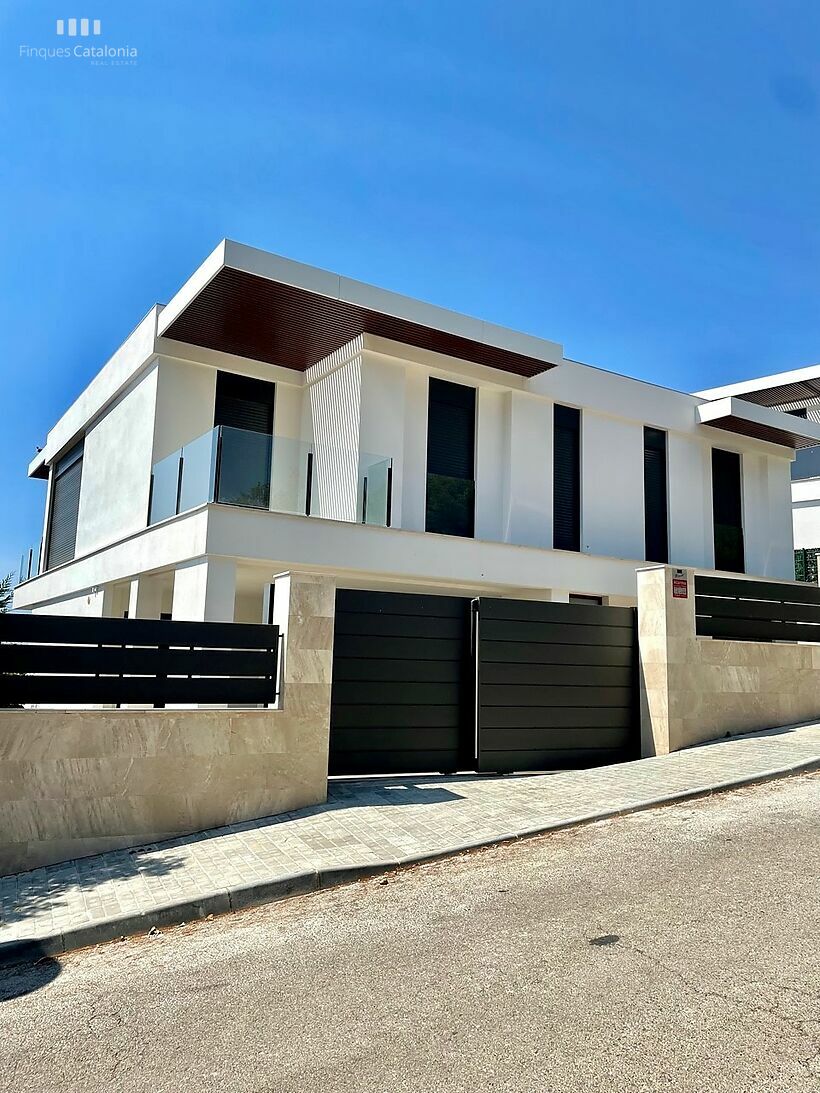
638;565;820;755
0;571;335;876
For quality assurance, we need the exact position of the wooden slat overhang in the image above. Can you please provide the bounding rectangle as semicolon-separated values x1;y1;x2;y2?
160;262;559;378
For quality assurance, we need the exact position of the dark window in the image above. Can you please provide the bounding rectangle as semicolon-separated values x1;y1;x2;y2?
792;445;820;480
553;404;581;551
568;594;603;605
425;379;475;537
644;427;669;563
214;372;275;433
712;448;745;572
46;440;84;569
214;373;275;508
788;407;808;418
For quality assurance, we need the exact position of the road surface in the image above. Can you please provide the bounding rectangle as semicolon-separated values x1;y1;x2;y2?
1;773;818;1092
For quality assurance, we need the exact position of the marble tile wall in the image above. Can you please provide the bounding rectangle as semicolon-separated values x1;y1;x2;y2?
0;572;336;875
638;565;820;755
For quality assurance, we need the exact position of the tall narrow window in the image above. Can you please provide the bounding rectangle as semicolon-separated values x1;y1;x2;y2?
712;448;744;572
644;427;669;563
214;372;275;508
425;378;476;537
553;404;581;551
46;440;84;569
214;372;276;433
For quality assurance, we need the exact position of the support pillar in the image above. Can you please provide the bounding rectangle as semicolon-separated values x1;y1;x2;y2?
171;557;237;622
127;576;164;619
637;564;697;757
270;572;336;795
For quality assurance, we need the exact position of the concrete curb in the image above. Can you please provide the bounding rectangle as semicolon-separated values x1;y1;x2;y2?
1;756;817;968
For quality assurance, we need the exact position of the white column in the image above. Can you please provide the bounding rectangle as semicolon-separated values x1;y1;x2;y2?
171;557;237;622
127;576;164;619
506;392;552;549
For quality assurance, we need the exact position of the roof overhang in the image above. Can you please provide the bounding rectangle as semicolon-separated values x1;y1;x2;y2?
156;240;562;379
697;397;820;449
696;364;820;407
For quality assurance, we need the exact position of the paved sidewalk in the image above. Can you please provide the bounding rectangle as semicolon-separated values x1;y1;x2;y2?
2;724;819;963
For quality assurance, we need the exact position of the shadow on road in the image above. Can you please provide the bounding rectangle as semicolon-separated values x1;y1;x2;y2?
0;942;61;1000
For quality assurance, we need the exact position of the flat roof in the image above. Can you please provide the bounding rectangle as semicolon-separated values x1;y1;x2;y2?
697;397;820;449
696;363;820;407
156;240;563;379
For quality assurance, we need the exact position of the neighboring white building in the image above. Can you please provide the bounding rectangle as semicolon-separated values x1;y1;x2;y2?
697;366;820;558
14;240;820;622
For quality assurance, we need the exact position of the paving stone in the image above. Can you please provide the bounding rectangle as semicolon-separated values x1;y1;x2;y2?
0;725;818;950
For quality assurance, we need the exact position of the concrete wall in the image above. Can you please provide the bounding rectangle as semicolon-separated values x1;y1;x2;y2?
74;365;159;558
792;479;820;549
0;571;335;876
638;564;820;755
152;355;216;462
307;341;363;522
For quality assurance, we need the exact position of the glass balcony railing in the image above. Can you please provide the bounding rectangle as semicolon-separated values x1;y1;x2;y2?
425;473;475;538
17;542;42;584
148;426;393;529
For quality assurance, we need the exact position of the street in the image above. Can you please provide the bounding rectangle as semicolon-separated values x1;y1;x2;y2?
1;773;818;1092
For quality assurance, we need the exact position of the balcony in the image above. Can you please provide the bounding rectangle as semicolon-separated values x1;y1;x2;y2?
17;542;42;585
148;426;393;528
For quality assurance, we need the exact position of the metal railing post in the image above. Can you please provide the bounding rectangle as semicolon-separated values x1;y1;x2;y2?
305;451;314;516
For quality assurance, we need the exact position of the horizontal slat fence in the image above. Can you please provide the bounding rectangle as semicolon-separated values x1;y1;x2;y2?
330;589;473;775
476;598;638;772
695;575;820;643
0;613;279;705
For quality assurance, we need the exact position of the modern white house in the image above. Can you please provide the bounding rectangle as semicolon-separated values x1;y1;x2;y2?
14;240;820;623
698;365;820;572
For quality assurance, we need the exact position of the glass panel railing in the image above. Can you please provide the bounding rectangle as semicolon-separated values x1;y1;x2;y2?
270;437;315;516
17;542;41;584
149;449;182;524
359;453;392;526
425;473;475;538
179;428;218;513
216;426;272;509
148;423;393;528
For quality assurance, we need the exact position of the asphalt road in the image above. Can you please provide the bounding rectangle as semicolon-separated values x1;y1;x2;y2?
1;773;818;1092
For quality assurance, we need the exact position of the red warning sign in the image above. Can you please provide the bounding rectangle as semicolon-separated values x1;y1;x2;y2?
672;571;688;599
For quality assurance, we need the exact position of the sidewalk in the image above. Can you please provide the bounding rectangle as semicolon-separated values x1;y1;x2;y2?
2;724;819;964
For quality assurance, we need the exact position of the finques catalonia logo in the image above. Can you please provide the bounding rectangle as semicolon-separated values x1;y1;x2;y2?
19;17;138;65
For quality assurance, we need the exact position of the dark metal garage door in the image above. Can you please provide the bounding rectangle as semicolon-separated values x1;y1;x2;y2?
475;598;638;772
329;590;473;775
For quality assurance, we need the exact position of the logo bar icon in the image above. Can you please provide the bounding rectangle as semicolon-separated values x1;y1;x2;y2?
55;18;102;37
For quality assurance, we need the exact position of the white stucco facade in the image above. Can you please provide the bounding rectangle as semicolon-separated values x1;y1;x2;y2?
15;242;814;622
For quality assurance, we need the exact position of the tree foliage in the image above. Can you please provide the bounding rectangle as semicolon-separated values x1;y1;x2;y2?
0;573;13;614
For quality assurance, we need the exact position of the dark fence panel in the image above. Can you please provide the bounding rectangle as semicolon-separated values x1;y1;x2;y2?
0;613;279;705
476;598;638;772
329;589;473;775
695;575;820;643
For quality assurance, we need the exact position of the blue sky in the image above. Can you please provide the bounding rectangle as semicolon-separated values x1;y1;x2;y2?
1;0;819;577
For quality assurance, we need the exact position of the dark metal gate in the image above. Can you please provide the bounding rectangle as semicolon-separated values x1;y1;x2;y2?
474;598;638;772
330;590;639;776
329;590;473;775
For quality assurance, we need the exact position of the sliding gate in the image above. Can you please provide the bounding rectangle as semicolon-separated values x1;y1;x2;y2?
329;590;473;775
474;598;638;772
329;590;638;775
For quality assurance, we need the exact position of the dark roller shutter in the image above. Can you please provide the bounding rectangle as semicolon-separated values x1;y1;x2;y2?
214;372;275;433
46;441;83;569
712;448;744;572
553;404;580;552
425;378;475;537
644;427;668;563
